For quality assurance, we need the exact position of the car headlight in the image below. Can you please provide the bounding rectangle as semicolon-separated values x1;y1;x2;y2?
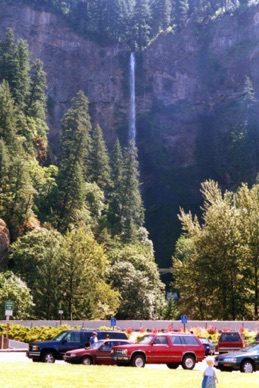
121;349;128;355
32;345;39;351
224;357;237;362
67;353;76;357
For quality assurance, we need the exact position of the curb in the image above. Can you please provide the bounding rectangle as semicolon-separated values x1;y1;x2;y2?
0;349;27;352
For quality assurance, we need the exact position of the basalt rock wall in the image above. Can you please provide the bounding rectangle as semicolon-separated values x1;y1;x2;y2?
1;4;259;267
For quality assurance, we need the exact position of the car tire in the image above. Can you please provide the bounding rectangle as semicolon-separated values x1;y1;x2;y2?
167;363;180;369
81;356;93;365
182;354;195;370
240;360;254;373
41;351;55;363
131;354;145;368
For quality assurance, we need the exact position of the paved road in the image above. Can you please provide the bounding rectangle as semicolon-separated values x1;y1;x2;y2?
0;351;207;370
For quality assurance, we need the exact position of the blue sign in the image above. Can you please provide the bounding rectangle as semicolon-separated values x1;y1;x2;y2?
181;315;187;324
111;317;117;327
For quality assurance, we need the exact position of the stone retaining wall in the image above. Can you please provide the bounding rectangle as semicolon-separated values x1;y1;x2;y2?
1;320;259;332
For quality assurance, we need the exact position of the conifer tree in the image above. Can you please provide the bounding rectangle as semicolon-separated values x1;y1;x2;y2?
151;0;172;34
27;59;47;120
53;90;92;232
0;28;18;97
15;39;31;109
120;141;144;242
0;80;19;154
0;29;31;109
108;138;124;236
133;0;152;49
85;123;111;196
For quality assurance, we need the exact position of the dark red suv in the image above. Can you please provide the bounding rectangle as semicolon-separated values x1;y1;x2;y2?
112;332;205;369
217;331;247;354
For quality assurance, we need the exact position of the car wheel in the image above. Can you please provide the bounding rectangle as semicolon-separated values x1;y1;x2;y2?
241;360;254;373
81;356;93;365
167;363;179;369
41;351;55;363
182;354;195;370
131;354;145;368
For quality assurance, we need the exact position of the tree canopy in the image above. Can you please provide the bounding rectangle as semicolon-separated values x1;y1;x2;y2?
172;180;259;320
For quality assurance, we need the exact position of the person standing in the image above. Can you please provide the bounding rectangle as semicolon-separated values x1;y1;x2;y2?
89;332;98;345
201;356;219;388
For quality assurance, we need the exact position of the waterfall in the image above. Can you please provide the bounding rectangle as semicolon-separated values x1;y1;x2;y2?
129;52;136;142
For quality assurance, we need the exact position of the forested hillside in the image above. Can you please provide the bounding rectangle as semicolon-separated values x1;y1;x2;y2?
0;28;167;320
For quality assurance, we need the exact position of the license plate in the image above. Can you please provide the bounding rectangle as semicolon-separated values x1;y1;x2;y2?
214;361;218;366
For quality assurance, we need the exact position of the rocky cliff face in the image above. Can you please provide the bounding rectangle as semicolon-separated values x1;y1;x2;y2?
1;4;259;267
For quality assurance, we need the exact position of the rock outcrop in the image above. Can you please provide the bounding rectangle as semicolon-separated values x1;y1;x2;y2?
0;219;10;270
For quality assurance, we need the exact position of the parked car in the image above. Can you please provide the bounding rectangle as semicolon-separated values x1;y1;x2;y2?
111;332;205;369
214;342;259;373
217;331;247;354
199;338;215;355
64;339;132;365
26;330;128;363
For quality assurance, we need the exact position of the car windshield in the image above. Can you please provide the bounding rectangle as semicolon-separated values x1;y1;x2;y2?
241;343;259;352
139;335;154;344
53;331;69;341
88;341;104;350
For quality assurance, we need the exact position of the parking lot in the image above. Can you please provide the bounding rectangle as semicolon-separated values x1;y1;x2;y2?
0;350;208;371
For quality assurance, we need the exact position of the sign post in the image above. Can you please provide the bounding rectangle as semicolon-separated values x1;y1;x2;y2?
5;301;14;346
181;315;188;332
58;310;63;326
110;317;116;330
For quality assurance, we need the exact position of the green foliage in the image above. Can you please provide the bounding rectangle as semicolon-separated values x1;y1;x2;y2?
172;180;259;320
53;90;92;232
0;272;34;319
108;242;166;319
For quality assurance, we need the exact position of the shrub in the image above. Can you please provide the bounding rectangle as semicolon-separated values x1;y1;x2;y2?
207;326;217;335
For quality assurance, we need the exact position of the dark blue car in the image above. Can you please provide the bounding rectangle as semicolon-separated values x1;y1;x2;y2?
215;343;259;373
199;337;215;355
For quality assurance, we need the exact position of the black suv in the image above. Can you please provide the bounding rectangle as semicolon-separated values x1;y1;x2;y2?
26;330;128;363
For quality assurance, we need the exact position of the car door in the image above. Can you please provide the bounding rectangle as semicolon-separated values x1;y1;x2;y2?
168;335;184;363
57;331;83;355
147;335;172;363
95;341;114;365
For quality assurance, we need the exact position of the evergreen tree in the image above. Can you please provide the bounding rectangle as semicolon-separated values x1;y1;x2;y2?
120;141;145;242
27;59;47;120
0;28;18;97
108;139;124;236
15;39;31;109
0;29;31;109
171;0;189;27
133;0;152;49
85;123;111;195
53;90;92;232
151;0;172;34
0;80;20;154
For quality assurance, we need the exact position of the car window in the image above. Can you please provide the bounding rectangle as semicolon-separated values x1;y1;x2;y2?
220;333;241;342
182;336;200;345
169;336;182;345
153;336;168;345
65;332;81;342
101;341;113;351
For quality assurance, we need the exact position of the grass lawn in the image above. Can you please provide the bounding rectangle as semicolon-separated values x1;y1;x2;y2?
0;363;258;388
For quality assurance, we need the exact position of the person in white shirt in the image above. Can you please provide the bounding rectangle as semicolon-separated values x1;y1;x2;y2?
201;356;219;388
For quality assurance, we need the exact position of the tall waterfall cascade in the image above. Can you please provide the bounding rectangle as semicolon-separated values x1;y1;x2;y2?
129;52;136;142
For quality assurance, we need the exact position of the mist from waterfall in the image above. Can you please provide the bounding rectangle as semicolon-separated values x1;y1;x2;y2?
129;52;136;143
